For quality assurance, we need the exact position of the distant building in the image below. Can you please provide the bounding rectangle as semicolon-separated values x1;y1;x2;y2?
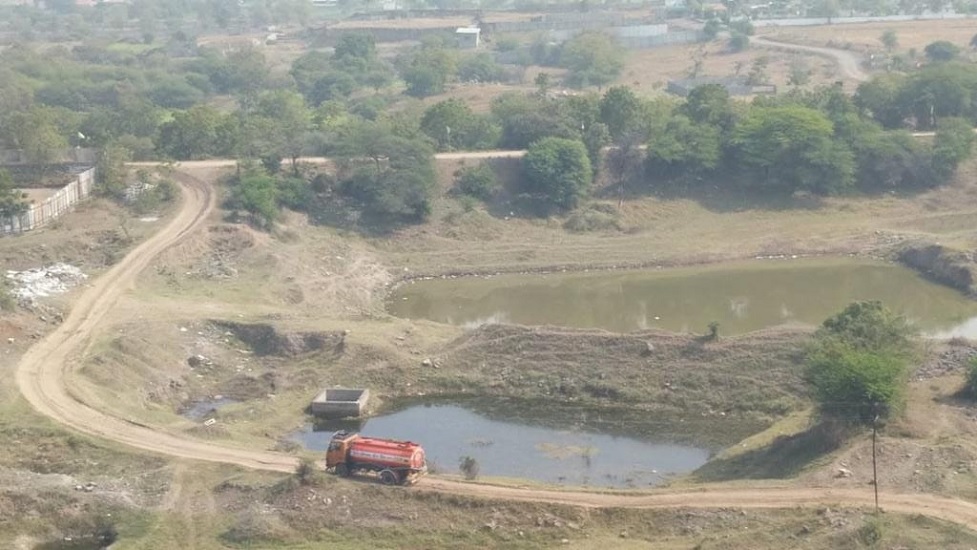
455;27;480;49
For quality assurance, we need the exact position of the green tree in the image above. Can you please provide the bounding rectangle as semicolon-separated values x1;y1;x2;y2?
336;123;436;223
334;32;376;62
229;170;279;229
598;86;643;142
924;40;961;62
806;301;915;424
454;164;499;201
420;99;500;151
400;45;457;98
645;114;721;182
534;72;552;96
728;31;750;52
457;53;505;83
559;32;625;89
731;105;855;195
854;73;908;129
7;107;69;166
806;342;909;424
680;84;735;131
898;63;977;130
0;169;27;218
932;116;977;179
95;143;133;200
817;301;915;355
253;90;311;172
157;105;225;160
880;29;899;52
521;137;593;211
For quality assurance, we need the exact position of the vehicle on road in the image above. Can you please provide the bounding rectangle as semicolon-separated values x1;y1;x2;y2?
325;430;427;485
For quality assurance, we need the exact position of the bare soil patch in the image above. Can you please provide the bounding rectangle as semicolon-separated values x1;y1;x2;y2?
758;19;977;54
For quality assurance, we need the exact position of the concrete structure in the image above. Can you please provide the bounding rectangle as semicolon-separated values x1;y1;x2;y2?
455;26;480;49
311;387;370;418
1;166;96;236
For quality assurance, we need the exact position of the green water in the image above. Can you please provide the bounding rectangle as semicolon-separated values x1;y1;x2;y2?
387;258;977;336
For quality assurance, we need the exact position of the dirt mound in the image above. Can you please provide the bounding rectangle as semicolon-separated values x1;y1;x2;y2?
436;324;811;446
213;320;345;357
898;244;977;296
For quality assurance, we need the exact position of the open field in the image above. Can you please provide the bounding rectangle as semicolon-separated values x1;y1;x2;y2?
758;19;977;54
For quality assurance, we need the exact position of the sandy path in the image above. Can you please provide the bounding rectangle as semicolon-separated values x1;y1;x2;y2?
14;169;977;531
127;150;527;171
752;36;869;82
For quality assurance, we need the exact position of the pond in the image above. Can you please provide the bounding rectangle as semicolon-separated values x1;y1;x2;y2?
292;401;710;488
388;259;977;336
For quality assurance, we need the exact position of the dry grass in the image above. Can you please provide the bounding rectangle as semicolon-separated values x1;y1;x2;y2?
615;40;845;93
758;19;977;54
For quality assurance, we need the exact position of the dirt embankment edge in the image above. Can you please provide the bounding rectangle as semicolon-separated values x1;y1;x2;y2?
898;243;977;297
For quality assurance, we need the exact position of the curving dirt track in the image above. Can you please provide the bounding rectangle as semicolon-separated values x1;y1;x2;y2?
752;36;869;82
14;171;977;530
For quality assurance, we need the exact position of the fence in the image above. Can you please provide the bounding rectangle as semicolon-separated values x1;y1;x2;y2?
1;167;96;236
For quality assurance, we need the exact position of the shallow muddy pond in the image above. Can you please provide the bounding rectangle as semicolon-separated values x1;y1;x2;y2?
388;259;977;336
293;402;710;488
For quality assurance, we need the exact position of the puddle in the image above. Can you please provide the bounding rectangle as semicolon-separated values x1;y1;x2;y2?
292;402;710;488
181;397;238;420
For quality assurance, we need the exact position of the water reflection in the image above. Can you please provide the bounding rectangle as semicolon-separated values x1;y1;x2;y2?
389;259;977;336
293;402;710;488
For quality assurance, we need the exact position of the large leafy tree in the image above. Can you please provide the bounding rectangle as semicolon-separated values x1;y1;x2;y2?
336;122;436;223
806;301;915;425
420;99;499;151
731;105;855;195
521;137;592;211
598;86;643;142
559;32;625;89
932;116;977;179
645;114;721;182
157;105;225;160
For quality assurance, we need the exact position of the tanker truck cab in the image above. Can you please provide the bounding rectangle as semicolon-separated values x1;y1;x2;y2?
325;430;427;486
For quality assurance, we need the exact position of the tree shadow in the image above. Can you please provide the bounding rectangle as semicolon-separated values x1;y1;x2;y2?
692;421;851;482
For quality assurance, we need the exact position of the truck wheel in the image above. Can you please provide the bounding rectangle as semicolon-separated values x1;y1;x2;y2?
335;463;349;477
379;469;399;485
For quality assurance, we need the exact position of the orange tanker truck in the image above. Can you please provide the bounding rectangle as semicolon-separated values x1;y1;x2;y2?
325;430;427;485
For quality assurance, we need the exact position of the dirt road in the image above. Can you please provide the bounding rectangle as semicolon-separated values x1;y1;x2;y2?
14;171;977;531
752;36;869;82
127;150;526;171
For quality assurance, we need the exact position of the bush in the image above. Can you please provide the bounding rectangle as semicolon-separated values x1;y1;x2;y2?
295;457;324;486
521;137;593;212
729;32;749;52
563;205;621;233
857;516;885;546
459;455;480;480
454;164;499;201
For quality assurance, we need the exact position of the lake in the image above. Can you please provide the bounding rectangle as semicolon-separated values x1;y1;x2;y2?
293;401;710;488
388;259;977;336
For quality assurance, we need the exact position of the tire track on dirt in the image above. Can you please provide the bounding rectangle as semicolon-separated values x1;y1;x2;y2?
15;171;977;531
752;36;869;82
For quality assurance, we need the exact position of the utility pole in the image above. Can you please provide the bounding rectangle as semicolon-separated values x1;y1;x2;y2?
872;412;880;513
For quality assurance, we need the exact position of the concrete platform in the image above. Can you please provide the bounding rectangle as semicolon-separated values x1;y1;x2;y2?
311;387;370;418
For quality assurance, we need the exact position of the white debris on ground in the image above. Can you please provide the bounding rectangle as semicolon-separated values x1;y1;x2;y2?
6;263;87;304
